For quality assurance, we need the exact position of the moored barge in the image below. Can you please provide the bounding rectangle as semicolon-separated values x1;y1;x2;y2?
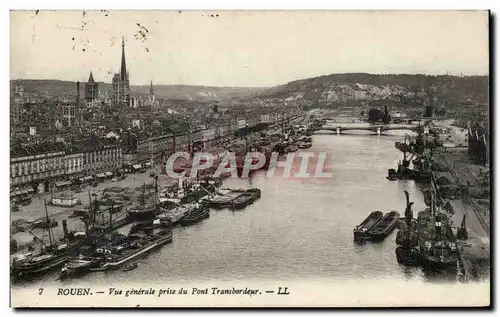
366;210;400;242
353;211;383;241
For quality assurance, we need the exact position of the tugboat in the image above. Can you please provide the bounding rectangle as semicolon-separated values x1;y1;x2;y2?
178;204;210;226
353;211;383;241
366;210;400;242
395;191;420;266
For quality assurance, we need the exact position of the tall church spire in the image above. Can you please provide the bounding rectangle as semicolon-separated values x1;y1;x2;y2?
120;37;127;80
149;80;154;96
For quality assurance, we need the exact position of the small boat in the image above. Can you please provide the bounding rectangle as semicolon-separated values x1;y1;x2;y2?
122;263;138;272
231;188;261;210
129;218;172;234
386;169;398;180
353;211;383;241
89;266;109;272
366;211;401;242
298;142;312;149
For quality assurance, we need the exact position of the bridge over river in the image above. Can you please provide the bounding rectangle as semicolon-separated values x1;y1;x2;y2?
316;123;423;135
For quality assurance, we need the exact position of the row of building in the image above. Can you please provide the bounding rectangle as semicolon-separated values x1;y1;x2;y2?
10;138;123;193
10;112;297;193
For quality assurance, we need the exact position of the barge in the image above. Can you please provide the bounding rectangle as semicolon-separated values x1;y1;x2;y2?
353;211;383;241
99;229;172;270
366;211;400;242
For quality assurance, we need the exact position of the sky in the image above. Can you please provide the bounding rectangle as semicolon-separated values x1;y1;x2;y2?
10;10;489;87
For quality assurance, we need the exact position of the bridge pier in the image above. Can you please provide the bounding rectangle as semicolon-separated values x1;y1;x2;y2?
377;127;381;135
336;127;341;135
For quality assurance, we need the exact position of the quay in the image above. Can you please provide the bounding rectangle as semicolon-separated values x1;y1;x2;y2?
10;114;312;276
389;118;490;281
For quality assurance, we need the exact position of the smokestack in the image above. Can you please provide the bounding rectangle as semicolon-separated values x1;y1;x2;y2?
62;220;69;238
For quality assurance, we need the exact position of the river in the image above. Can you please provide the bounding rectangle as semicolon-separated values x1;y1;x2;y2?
14;130;455;291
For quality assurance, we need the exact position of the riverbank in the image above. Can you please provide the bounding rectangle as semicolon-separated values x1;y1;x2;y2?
431;147;490;281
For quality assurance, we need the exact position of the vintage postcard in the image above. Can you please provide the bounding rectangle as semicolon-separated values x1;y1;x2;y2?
9;10;490;308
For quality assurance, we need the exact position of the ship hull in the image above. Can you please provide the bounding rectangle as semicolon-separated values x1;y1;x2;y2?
101;232;173;270
12;255;71;279
179;208;210;226
11;243;82;280
61;257;104;279
366;211;400;242
353;211;383;241
420;254;459;271
395;246;420;266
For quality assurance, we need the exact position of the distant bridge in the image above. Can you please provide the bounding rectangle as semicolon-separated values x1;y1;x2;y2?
323;116;444;125
317;124;421;135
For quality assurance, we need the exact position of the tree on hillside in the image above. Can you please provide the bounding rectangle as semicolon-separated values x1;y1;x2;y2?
424;105;434;118
435;108;446;118
367;109;385;123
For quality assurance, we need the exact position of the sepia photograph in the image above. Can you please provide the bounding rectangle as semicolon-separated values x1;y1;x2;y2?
9;9;490;308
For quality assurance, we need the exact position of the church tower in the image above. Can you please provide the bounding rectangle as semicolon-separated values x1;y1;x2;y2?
85;71;99;106
112;37;130;106
149;80;155;106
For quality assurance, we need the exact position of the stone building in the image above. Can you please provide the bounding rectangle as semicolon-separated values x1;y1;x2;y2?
85;71;99;106
10;142;67;192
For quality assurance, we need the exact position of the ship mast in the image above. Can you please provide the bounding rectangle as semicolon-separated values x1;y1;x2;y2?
155;175;159;200
140;182;146;206
44;199;53;246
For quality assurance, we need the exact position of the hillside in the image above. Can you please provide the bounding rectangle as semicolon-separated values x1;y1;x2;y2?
257;73;489;107
130;85;264;101
12;73;489;107
10;79;265;101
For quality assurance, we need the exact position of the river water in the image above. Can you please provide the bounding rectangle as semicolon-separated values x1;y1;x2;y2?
30;130;496;308
14;130;447;291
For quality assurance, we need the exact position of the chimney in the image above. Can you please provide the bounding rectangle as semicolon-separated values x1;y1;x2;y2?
76;81;80;103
